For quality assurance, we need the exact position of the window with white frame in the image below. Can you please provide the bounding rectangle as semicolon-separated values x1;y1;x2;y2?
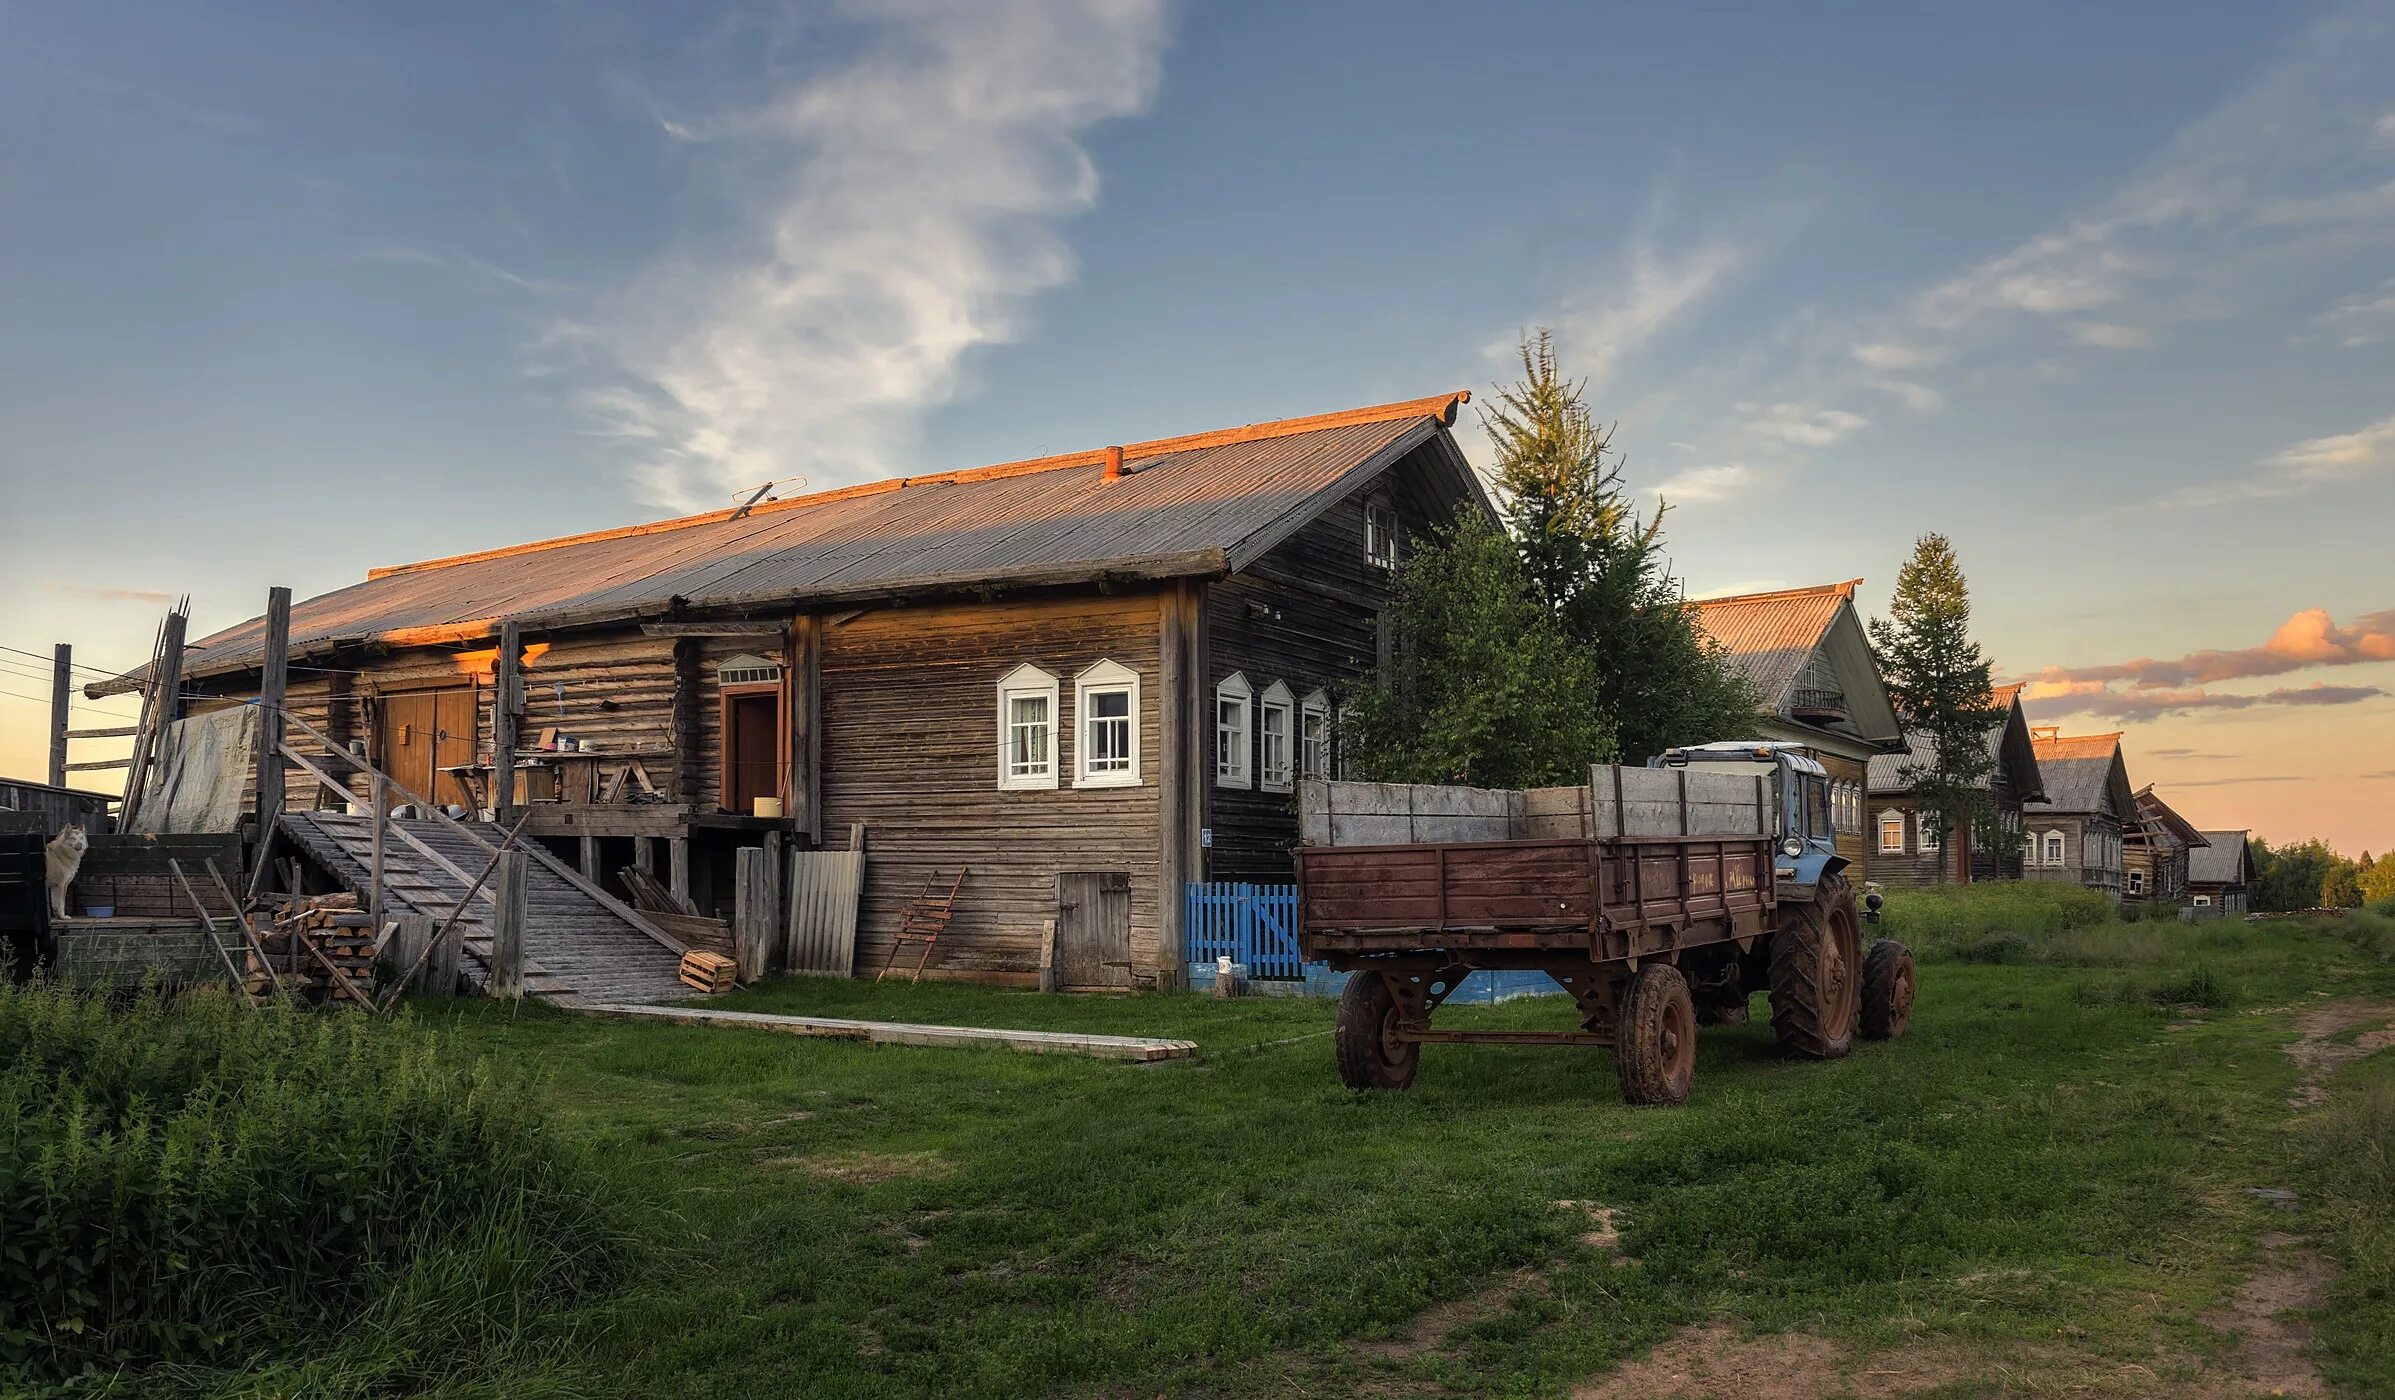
995;663;1059;790
1215;672;1253;788
2128;870;2146;896
1878;810;1906;854
2193;894;2213;907
1364;499;1398;570
1073;659;1141;788
1918;814;1941;853
2042;831;2066;867
1300;690;1331;780
1258;682;1294;792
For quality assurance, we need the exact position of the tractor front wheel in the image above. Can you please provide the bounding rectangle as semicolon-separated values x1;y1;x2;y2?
1614;964;1698;1106
1770;872;1861;1060
1334;971;1420;1091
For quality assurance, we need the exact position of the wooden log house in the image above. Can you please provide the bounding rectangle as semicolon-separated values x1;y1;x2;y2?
89;392;1488;990
1862;682;2046;886
2124;784;2208;906
2020;728;2137;899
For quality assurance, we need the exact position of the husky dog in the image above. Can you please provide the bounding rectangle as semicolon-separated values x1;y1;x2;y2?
44;822;88;920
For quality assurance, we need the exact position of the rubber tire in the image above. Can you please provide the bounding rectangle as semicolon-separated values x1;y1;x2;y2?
1769;871;1861;1060
1614;964;1698;1106
1861;938;1916;1041
1334;971;1420;1091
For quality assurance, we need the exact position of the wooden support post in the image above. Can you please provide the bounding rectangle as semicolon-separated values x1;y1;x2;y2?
669;837;691;909
1154;582;1202;989
369;772;387;933
46;644;69;789
492;620;522;827
634;837;655;876
762;831;784;975
379;916;435;998
424;915;463;999
579;835;599;883
733;846;771;984
256;586;291;842
786;614;823;845
490;850;528;999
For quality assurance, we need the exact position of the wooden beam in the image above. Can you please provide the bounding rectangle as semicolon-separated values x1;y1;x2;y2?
733;846;771;983
568;1002;1201;1063
787;613;823;844
1155;581;1199;990
64;726;138;740
579;835;599;882
490;850;528;999
256;586;292;845
47;644;70;788
669;837;690;908
492;620;522;828
640;621;789;637
63;759;133;773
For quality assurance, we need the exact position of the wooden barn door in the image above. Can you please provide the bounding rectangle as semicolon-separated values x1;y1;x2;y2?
720;687;784;816
376;688;477;810
1056;871;1132;989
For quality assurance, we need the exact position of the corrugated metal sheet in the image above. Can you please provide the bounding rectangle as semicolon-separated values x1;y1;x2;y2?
1690;581;1859;710
104;395;1473;692
2189;832;2250;885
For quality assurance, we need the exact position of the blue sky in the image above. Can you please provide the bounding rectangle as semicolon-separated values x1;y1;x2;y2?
3;0;2391;851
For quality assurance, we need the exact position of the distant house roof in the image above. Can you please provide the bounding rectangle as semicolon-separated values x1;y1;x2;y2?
93;392;1484;696
2190;831;2253;886
1865;681;2045;802
1691;580;1904;756
2133;785;2209;850
2023;731;2135;820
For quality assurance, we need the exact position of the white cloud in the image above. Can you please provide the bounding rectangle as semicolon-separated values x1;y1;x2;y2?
2159;412;2395;508
2378;110;2395;143
1653;463;1756;503
1547;238;1749;394
2070;321;2152;349
1849;341;1943;372
1737;401;1869;448
578;0;1168;510
2317;277;2395;346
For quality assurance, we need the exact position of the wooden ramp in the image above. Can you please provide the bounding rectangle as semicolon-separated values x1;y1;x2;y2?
573;1002;1200;1063
279;811;694;1005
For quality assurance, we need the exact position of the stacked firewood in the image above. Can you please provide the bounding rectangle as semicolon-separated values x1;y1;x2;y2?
244;892;380;1006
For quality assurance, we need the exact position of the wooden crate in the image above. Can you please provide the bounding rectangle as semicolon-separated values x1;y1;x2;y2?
678;949;738;995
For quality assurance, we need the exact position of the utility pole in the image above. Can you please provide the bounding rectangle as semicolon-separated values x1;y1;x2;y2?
47;644;70;788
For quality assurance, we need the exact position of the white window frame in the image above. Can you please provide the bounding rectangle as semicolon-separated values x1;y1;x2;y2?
1300;689;1332;781
1364;498;1398;570
1918;814;1940;853
2127;869;2146;896
2042;831;2066;867
2193;894;2214;907
1258;681;1295;793
1073;659;1142;789
1877;809;1906;854
996;663;1060;791
1215;672;1253;789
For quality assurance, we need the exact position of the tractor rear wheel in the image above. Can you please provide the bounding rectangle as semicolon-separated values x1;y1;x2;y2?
1334;971;1419;1091
1614;964;1698;1106
1861;938;1916;1040
1769;871;1860;1060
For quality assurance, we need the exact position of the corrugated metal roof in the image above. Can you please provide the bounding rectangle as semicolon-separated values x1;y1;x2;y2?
1691;581;1861;709
2190;831;2251;885
2023;732;2129;816
1864;688;2041;797
96;392;1477;693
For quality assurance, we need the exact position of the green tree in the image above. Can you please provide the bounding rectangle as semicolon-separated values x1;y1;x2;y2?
1341;516;1617;788
2250;837;2351;912
2324;852;2366;908
1482;331;1756;761
2360;850;2395;906
1868;534;2006;878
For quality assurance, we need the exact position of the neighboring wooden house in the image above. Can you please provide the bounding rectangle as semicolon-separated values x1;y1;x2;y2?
2124;786;2207;906
2021;729;2136;898
89;393;1487;990
2189;831;2255;915
0;777;115;837
1691;580;1906;879
1862;682;2045;886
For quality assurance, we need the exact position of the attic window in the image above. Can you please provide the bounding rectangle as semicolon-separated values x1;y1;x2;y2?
718;652;783;687
1365;499;1398;570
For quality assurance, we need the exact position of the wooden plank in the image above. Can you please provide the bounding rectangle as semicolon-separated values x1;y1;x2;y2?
569;1002;1199;1063
493;620;521;828
63;726;139;740
256;586;292;848
63;759;132;772
490;850;528;999
733;846;771;983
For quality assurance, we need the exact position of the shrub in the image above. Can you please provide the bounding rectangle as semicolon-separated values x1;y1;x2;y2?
1880;880;2118;953
0;982;626;1389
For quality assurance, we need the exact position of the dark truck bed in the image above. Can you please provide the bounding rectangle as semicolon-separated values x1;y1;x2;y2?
1295;832;1777;966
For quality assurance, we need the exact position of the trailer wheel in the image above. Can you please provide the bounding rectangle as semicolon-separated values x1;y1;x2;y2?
1769;872;1860;1060
1614;964;1697;1106
1861;938;1916;1040
1334;971;1419;1091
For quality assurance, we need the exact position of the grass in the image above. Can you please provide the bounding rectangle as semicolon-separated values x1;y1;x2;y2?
47;887;2395;1397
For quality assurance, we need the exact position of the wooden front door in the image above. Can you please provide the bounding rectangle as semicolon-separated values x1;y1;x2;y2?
722;688;783;816
1056;871;1133;989
376;689;477;810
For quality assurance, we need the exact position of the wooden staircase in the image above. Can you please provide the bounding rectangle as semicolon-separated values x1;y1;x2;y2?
279;811;695;1005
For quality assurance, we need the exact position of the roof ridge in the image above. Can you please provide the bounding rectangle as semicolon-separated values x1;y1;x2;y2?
367;390;1471;581
1693;578;1864;606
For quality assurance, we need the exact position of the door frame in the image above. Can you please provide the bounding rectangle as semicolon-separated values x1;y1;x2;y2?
717;681;787;815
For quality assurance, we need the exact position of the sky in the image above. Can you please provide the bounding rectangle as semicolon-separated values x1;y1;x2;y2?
2;0;2391;856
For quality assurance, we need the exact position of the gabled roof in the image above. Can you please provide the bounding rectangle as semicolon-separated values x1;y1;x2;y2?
2190;831;2253;886
93;392;1482;695
2023;731;2135;820
1691;580;1904;753
2132;785;2209;850
1865;682;2046;801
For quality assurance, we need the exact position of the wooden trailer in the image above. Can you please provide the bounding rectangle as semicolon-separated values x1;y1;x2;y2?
1294;762;1916;1105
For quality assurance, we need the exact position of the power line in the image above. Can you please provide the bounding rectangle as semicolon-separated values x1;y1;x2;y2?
0;641;140;679
0;687;142;720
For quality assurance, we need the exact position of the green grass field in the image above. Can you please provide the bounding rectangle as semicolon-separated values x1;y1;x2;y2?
49;889;2395;1398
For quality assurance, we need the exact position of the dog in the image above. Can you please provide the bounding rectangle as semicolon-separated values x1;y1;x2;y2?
44;822;89;921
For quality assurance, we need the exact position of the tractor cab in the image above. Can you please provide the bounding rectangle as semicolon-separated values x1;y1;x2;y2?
1651;741;1849;894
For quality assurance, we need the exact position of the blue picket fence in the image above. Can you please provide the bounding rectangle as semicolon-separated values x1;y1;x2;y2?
1184;881;1305;980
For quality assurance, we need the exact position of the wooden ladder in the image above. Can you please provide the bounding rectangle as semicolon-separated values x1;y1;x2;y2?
876;869;965;984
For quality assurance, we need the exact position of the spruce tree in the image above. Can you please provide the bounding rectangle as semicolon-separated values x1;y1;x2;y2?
1483;332;1756;761
1868;534;2004;878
